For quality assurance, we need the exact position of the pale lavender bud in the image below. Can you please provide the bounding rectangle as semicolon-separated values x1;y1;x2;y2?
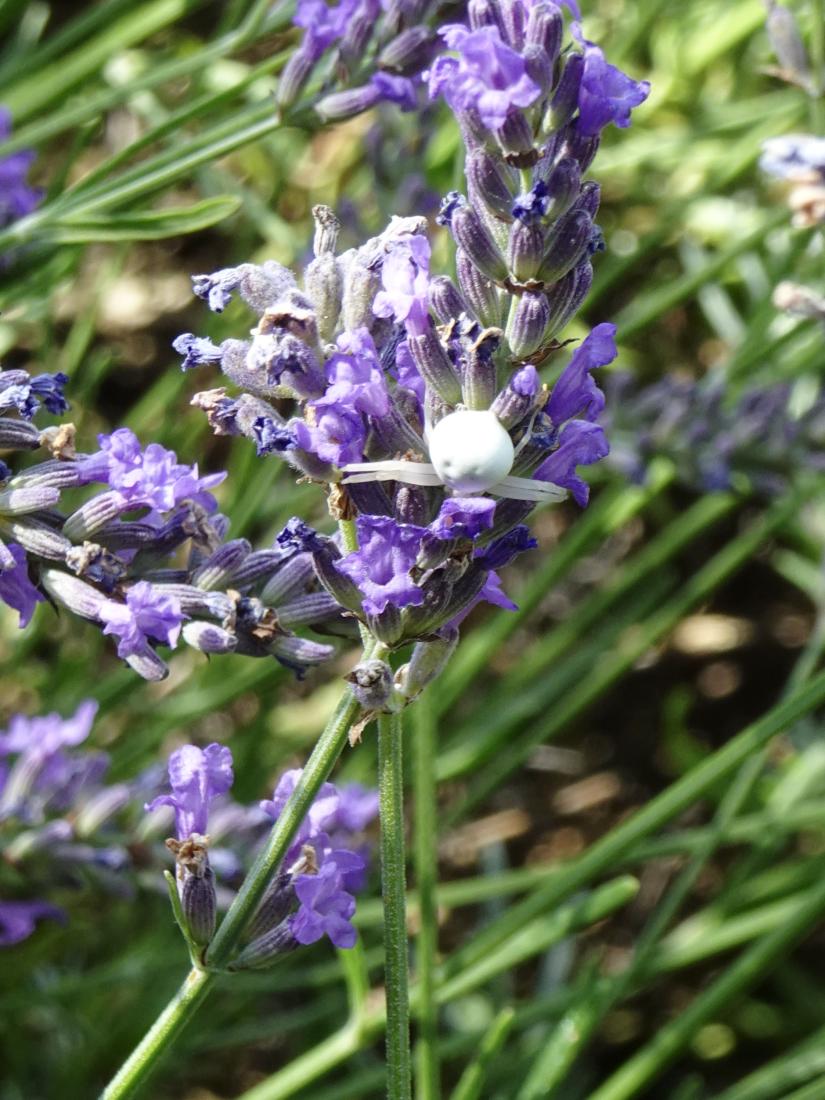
277;590;341;627
191;539;251;590
0;418;40;449
468;0;504;32
378;26;437;74
182;621;238;653
304;253;343;343
229;921;297;969
63;491;126;541
491;364;541;427
277;49;316;111
550;259;593;332
9;461;82;491
547;52;583;131
316;85;382;122
259;553;315;606
0;485;59;515
1;518;71;559
767;3;810;83
40;568;107;619
342;256;381;332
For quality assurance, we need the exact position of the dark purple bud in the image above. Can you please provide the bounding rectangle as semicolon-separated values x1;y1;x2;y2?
269;634;335;673
278;591;341;628
428;276;470;325
507;220;545;282
457;249;502;328
462;329;500;410
407;326;462;405
542;156;582;218
450;205;508;283
278;519;364;614
245;870;296;943
494;111;537;166
467;151;517;221
547;53;583;131
549;260;593;333
9;460;81;491
525;2;562;63
524;45;555;94
379;26;437;74
181;865;217;947
436;190;468;228
574;180;601;220
538;209;592;284
229;920;298;969
0;417;41;449
563;123;600;171
497;0;526;51
346;658;396;709
259;552;315;606
396;627;459;700
506;291;551;357
491;364;541;428
468;0;504;32
476;524;537;568
512;179;550;224
366;603;404;645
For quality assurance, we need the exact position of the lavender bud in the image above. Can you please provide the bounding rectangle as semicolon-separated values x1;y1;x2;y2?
41;568;106;618
268;634;335;668
396;627;459;701
304;256;343;345
245;869;296;942
227;549;286;588
316;85;381;122
1;517;71;559
0;417;40;449
339;3;378;69
525;2;562;63
428;276;470;325
494;112;538;166
467;151;516;221
538;209;592;284
277;49;315;111
542;156;581;218
63;491;126;541
395;485;432;526
498;0;526;50
366;603;404;645
191;539;251;590
378;27;437;74
468;0;504;32
260;553;315;606
182;621;238;653
457;249;503;328
127;647;169;681
152;584;233;619
491;365;541;428
546;53;583;132
9;461;81;491
549;259;593;333
347;658;396;709
229;921;297;969
450;205;508;284
462;330;500;410
181;866;217;947
524;45;555;94
277;590;340;628
0;485;59;515
407;327;463;405
506;291;551;357
574;180;601;220
507;220;545;282
767;3;810;82
563;125;600;172
342;256;381;332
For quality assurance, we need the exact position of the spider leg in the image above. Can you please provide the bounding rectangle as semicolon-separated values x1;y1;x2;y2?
488;474;568;502
342;461;443;487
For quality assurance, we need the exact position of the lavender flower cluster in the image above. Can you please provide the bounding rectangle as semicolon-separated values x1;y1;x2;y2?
147;742;378;956
1;703;378;955
604;373;825;495
0;365;344;680
176;2;648;665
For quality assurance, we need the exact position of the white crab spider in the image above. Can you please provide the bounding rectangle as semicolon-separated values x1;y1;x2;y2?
342;409;567;504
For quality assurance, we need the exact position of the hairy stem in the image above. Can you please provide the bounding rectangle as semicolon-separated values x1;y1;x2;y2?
413;693;440;1100
379;709;412;1100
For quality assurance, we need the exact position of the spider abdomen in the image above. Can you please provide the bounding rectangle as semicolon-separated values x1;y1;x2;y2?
427;410;515;494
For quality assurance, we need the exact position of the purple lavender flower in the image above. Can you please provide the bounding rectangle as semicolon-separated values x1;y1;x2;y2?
535;420;609;505
76;428;225;514
146;742;234;838
546;322;616;425
0;699;98;760
0;108;42;226
290;857;358;948
0;900;63;946
322;330;390;417
336;515;427;615
294;0;361;59
373;235;432;335
428;25;541;131
260;769;341;849
99;581;183;659
572;24;650;136
429;497;496;540
0;543;43;627
0;371;69;419
370;73;418;111
292;404;367;466
329;783;380;832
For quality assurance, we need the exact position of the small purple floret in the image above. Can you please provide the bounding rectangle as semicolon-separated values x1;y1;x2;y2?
100;581;183;659
572;24;650;136
146;742;234;838
0;543;43;628
335;515;427;616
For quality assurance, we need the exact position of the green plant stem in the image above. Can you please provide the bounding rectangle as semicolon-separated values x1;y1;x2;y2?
412;694;440;1100
101;967;211;1100
812;0;825;132
102;646;379;1100
379;709;412;1100
450;1008;515;1100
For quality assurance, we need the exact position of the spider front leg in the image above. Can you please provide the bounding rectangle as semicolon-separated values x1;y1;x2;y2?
342;460;445;487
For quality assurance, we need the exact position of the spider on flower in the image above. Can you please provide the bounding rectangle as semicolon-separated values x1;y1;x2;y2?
341;408;568;504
